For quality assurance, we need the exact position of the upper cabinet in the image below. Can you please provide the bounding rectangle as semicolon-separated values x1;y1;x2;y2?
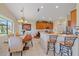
70;9;76;27
36;21;53;29
68;20;71;27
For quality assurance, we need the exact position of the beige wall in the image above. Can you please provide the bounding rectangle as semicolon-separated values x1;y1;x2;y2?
0;4;19;46
0;4;19;33
53;18;67;33
76;4;79;56
76;4;79;26
0;4;15;20
0;4;37;34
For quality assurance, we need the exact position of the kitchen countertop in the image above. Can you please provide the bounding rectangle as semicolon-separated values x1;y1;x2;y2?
47;32;79;38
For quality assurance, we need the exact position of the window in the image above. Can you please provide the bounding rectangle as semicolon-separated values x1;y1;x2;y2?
0;17;13;34
0;17;8;34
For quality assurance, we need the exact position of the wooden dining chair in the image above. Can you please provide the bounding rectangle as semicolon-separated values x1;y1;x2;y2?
8;36;24;56
22;34;33;49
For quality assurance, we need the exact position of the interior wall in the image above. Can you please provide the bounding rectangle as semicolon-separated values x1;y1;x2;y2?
27;20;37;36
71;4;79;56
0;4;18;46
53;18;67;33
75;3;79;56
0;4;18;33
0;4;15;20
76;4;79;26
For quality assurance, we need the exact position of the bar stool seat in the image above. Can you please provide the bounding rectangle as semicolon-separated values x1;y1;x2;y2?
48;39;56;44
60;41;73;47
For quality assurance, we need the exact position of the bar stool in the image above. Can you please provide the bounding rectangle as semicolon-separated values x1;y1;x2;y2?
46;35;58;56
60;36;76;56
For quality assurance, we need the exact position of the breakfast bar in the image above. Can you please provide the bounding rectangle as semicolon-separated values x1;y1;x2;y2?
40;32;79;55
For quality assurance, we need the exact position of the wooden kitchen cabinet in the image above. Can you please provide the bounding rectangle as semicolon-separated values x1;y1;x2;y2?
68;20;71;27
70;9;76;27
36;21;53;29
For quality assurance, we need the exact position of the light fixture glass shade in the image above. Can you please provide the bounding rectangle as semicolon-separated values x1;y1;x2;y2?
18;7;28;24
24;20;27;23
18;17;27;24
18;17;24;23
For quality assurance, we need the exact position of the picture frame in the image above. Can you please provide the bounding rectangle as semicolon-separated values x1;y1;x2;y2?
22;24;31;31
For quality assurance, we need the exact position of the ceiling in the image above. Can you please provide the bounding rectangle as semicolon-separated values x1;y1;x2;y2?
5;3;76;21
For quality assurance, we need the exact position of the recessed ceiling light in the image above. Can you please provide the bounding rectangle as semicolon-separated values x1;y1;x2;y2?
41;6;44;8
56;6;59;8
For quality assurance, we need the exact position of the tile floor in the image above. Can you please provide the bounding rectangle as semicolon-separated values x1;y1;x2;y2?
0;38;55;56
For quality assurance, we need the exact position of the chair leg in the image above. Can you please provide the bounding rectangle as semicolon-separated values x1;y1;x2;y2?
10;52;12;56
31;41;33;46
25;43;27;46
21;51;22;56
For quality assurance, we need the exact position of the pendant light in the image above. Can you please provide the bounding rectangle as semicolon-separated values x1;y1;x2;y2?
18;7;27;24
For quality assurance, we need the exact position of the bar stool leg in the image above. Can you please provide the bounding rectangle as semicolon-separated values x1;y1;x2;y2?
53;44;55;56
70;47;72;56
60;44;62;56
67;50;69;56
46;42;49;55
